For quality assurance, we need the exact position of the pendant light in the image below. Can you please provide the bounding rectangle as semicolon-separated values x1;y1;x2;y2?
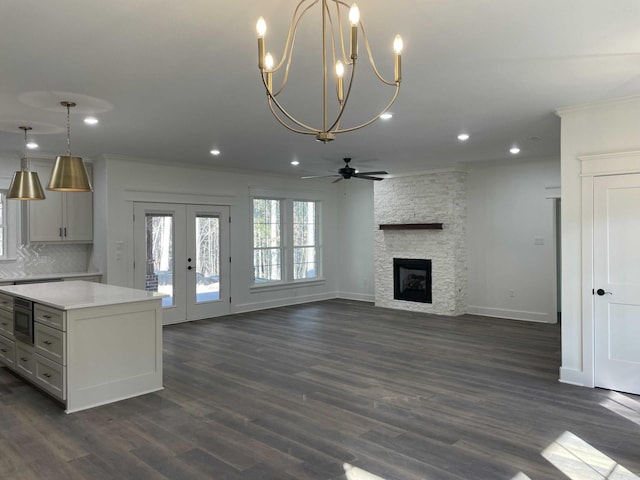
47;101;92;192
7;126;46;200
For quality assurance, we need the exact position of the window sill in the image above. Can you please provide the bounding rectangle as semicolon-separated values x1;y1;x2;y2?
250;278;326;293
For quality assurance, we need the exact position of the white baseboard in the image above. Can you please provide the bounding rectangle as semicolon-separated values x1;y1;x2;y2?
336;291;375;302
467;305;557;323
234;292;336;314
559;367;588;387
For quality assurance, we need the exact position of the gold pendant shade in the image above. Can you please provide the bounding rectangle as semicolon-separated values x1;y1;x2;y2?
7;126;46;201
47;101;93;193
48;155;92;192
8;170;46;200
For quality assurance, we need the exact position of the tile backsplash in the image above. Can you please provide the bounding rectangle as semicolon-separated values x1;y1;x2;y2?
0;243;91;278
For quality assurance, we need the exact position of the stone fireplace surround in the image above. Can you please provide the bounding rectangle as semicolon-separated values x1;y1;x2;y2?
374;171;467;315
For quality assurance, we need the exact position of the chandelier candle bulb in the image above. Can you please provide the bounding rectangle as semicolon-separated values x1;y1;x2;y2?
336;61;345;102
256;17;267;69
394;34;403;83
349;4;359;59
265;53;274;93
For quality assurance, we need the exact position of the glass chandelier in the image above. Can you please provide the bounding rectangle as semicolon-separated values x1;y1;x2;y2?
256;1;403;143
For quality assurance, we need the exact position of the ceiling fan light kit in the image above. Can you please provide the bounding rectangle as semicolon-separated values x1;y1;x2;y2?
256;1;402;143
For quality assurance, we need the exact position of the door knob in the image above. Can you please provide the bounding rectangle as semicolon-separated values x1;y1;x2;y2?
187;266;192;270
596;288;612;296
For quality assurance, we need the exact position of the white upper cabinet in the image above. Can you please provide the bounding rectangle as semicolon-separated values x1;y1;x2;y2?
23;160;93;243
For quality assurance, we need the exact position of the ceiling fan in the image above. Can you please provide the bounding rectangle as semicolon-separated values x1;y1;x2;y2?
302;158;388;183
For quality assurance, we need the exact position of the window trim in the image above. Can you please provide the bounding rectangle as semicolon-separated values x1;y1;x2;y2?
251;195;323;288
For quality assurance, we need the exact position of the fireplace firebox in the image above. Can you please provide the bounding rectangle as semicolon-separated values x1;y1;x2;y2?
393;258;432;303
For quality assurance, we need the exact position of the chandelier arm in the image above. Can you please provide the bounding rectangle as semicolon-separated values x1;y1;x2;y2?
262;72;320;133
360;25;397;86
334;83;400;134
267;98;317;135
270;1;319;97
327;57;357;132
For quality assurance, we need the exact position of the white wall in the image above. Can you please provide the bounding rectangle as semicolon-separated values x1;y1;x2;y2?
336;180;375;301
557;95;640;386
96;156;339;314
466;158;560;323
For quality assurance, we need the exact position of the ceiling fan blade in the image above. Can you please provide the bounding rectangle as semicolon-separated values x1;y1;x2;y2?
355;171;388;176
354;174;385;181
332;177;343;183
301;174;341;179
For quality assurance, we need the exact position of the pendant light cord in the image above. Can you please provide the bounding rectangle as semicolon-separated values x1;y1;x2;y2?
66;103;72;156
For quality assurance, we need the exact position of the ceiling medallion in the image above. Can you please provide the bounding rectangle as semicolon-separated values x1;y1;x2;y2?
256;1;403;143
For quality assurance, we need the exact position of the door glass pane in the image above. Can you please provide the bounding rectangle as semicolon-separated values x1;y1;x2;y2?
145;214;174;307
195;215;220;303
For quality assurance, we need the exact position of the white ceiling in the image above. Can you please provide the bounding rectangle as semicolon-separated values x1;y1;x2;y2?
1;0;640;178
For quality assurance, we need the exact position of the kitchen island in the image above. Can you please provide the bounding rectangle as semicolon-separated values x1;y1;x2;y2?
0;281;163;413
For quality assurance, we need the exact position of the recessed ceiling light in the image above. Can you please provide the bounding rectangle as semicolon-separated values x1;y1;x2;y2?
510;147;521;154
84;117;99;125
291;160;300;166
457;133;469;141
26;142;38;149
210;149;221;156
380;113;393;120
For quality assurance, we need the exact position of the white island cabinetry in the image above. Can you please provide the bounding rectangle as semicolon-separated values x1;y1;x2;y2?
0;281;163;413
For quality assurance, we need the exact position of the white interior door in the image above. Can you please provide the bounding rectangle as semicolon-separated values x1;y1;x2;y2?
134;203;230;324
594;173;640;395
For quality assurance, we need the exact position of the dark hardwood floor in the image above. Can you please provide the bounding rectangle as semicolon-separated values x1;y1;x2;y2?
1;299;639;479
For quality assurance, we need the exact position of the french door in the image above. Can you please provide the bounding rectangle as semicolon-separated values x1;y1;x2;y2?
593;174;640;395
134;203;230;324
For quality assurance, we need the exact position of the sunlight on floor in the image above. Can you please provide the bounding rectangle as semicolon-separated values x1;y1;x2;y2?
343;463;387;480
601;391;640;427
542;431;639;479
511;472;533;479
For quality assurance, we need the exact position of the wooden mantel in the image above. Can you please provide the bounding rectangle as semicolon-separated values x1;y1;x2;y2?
379;223;443;230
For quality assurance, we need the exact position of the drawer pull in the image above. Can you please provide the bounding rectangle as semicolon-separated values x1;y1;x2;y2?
43;372;52;379
0;348;6;353
43;315;52;319
20;357;28;362
42;340;53;346
0;322;8;326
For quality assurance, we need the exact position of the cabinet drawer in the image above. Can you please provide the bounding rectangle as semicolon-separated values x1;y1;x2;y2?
34;323;65;365
0;309;13;337
0;292;14;313
34;304;65;331
15;342;35;379
0;335;15;368
34;354;66;401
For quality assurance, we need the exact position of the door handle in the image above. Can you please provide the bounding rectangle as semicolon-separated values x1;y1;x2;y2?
596;289;612;296
187;266;192;270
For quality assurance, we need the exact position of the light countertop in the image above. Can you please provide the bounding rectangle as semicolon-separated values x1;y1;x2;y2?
0;281;163;310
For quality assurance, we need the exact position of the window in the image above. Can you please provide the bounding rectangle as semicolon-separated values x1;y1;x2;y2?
293;201;317;280
253;198;282;283
252;198;320;285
